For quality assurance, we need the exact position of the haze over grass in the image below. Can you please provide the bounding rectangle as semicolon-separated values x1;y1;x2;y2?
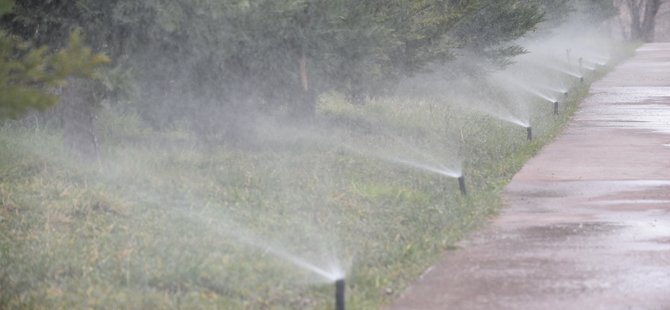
0;3;638;309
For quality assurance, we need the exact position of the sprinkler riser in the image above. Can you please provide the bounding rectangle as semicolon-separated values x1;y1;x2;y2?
553;101;559;115
335;279;345;310
527;127;533;141
458;175;467;195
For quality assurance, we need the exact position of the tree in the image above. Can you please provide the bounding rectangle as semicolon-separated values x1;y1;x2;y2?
450;0;544;67
0;20;109;119
575;0;619;24
1;0;550;143
617;0;664;41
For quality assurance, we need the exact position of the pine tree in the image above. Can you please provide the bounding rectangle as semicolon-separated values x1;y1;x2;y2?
0;28;110;119
0;0;109;119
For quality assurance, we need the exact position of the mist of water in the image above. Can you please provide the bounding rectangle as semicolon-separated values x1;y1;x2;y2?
577;50;611;64
192;210;347;283
434;81;531;129
384;156;462;178
538;63;584;79
581;57;608;67
507;78;559;103
13;133;351;285
340;138;463;181
0;2;627;307
582;64;597;71
538;85;568;95
460;100;529;128
459;95;530;128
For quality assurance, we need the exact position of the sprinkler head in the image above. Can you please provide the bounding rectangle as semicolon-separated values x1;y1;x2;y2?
579;76;584;83
553;101;559;115
335;279;345;310
563;91;569;97
458;175;467;195
526;126;533;141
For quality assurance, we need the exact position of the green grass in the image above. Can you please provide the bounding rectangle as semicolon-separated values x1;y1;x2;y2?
0;45;635;309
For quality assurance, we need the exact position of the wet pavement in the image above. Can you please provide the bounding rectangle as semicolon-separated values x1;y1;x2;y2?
387;43;670;310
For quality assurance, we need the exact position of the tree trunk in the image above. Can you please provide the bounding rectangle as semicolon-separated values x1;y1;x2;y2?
626;0;662;42
627;0;643;40
59;78;101;162
289;53;317;119
641;0;662;42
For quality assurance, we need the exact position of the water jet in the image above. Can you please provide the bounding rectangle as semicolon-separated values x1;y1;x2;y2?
582;55;609;68
526;126;533;140
537;85;568;99
535;63;583;81
384;156;461;179
335;279;345;310
458;175;467;195
506;80;557;103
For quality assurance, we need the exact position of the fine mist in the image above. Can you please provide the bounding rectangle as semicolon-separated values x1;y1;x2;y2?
0;1;634;308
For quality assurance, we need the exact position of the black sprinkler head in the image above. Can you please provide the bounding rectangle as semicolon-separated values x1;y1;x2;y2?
335;279;345;310
553;101;559;115
458;175;467;195
526;126;533;141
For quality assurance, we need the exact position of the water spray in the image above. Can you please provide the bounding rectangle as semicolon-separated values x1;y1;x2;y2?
458;175;467;195
335;279;345;310
584;56;608;68
526;126;533;141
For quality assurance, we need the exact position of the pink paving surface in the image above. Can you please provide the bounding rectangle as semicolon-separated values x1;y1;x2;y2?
387;43;670;310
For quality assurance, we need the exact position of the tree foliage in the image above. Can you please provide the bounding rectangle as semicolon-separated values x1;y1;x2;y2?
1;0;613;137
576;0;619;24
0;26;109;119
450;0;544;67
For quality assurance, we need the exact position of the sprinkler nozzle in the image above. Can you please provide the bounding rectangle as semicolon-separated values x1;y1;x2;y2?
458;175;467;195
553;101;559;115
335;279;345;310
579;76;584;83
526;126;533;141
563;91;569;97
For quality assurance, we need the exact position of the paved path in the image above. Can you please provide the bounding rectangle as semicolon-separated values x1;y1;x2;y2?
388;43;670;310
